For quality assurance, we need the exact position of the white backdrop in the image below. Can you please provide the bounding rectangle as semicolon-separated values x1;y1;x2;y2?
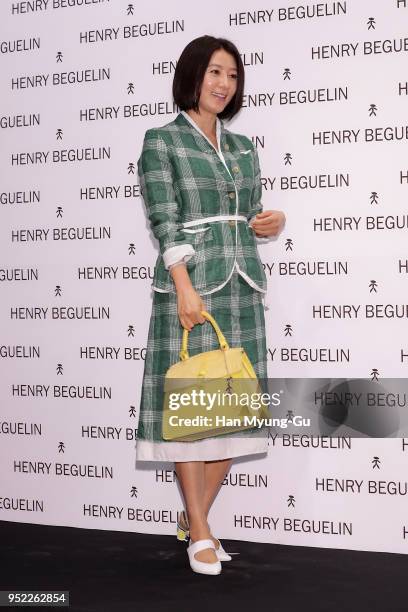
1;0;408;554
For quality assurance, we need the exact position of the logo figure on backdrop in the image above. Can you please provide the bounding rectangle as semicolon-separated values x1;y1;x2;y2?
371;369;379;381
370;192;379;205
287;495;295;508
367;17;375;30
284;153;292;165
285;238;293;251
283;68;291;80
372;456;381;469
369;104;377;117
55;286;62;296
369;280;378;293
56;363;63;375
284;324;293;337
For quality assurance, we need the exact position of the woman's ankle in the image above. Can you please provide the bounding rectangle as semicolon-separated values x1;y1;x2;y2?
189;521;211;542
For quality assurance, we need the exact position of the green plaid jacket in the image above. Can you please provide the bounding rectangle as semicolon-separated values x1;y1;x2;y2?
138;111;267;295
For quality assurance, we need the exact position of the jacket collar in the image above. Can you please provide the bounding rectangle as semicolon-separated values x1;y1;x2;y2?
176;110;225;153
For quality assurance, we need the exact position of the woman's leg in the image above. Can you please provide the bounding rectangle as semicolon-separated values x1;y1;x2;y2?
174;460;217;563
203;458;233;519
176;458;233;553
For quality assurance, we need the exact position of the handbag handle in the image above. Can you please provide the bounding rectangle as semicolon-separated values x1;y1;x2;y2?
179;310;230;361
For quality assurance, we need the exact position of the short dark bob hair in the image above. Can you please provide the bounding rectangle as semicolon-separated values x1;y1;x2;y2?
173;35;244;121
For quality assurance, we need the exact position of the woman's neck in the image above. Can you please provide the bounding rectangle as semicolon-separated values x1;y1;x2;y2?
185;109;217;138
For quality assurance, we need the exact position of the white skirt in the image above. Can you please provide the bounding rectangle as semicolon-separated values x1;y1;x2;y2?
136;435;269;463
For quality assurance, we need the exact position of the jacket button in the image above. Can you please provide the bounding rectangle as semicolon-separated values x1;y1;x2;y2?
224;144;230;151
228;220;236;227
232;166;239;173
228;192;235;199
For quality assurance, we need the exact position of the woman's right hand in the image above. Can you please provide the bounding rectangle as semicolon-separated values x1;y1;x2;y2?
176;286;206;331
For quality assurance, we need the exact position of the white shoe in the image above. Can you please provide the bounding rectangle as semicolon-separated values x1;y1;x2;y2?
187;539;222;575
213;538;232;562
177;509;233;561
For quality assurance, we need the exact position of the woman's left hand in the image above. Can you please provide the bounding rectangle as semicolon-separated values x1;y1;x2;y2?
251;210;286;237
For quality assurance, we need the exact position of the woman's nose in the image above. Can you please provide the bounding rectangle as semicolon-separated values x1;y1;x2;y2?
217;73;230;90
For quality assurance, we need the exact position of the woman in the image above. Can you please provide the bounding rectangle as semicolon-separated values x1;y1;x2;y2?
136;35;285;575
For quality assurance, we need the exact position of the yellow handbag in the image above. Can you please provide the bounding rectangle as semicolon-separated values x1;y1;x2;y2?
162;310;271;441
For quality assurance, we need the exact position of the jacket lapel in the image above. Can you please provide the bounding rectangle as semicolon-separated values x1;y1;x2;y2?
175;111;227;155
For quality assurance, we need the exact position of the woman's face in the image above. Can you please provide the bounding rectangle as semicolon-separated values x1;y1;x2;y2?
198;48;238;115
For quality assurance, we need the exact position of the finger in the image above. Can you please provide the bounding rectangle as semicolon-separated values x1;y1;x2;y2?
258;211;274;219
254;214;276;224
253;224;272;234
255;218;278;229
184;311;198;327
196;307;206;324
192;313;205;324
255;211;269;217
256;228;274;236
256;225;277;234
185;315;194;330
252;218;270;227
180;315;193;331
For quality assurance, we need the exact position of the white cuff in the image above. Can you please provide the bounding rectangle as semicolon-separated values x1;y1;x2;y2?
162;244;195;270
168;260;187;271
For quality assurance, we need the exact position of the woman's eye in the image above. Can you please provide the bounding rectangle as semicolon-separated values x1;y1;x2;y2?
210;69;237;79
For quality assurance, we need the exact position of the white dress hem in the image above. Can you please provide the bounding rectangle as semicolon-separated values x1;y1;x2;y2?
136;436;269;463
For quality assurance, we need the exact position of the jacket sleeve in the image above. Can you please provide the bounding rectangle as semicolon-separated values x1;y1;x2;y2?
138;128;195;270
247;142;263;225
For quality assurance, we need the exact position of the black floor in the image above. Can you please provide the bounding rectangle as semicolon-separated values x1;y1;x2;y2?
0;520;405;612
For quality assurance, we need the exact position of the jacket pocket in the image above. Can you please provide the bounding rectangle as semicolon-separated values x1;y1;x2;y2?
181;224;214;246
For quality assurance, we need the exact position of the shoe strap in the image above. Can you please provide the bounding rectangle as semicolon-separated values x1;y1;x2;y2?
180;511;189;528
188;539;215;554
